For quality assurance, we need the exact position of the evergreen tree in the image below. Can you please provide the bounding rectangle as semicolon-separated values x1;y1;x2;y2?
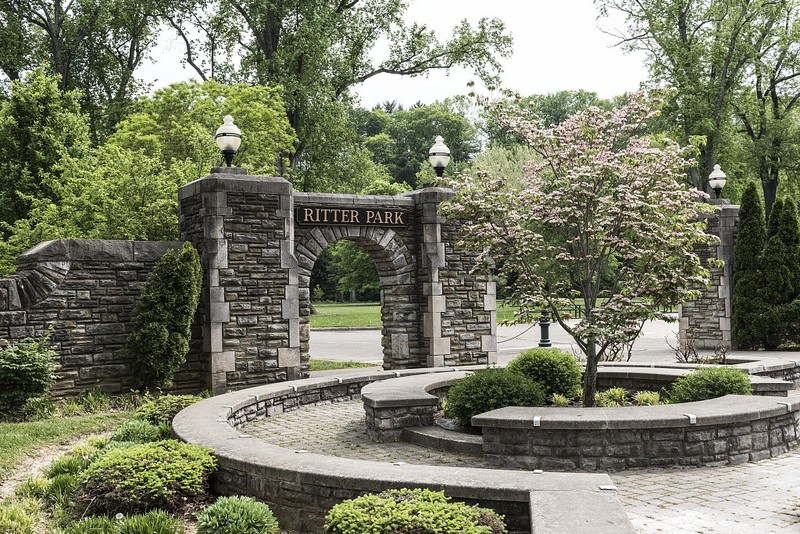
767;198;784;239
731;181;766;349
777;199;800;345
759;236;792;349
126;243;202;390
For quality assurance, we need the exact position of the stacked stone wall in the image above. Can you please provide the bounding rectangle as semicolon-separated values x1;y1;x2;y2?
0;239;196;397
680;204;739;350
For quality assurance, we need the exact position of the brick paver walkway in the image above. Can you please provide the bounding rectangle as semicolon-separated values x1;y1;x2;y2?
241;399;800;534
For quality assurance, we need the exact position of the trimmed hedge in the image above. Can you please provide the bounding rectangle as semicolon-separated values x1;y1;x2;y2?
445;369;545;428
506;348;582;399
324;488;506;534
669;367;753;403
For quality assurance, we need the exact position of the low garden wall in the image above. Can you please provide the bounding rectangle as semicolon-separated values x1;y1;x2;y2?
172;368;634;534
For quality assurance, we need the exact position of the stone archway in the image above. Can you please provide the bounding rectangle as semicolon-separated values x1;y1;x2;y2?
294;220;417;369
178;169;497;393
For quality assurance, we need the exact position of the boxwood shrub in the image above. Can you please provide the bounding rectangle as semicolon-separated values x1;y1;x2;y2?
506;348;582;400
197;496;280;534
445;369;545;428
74;440;217;515
324;488;506;534
669;367;753;403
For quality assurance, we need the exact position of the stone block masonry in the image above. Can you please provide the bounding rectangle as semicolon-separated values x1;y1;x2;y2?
0;239;187;397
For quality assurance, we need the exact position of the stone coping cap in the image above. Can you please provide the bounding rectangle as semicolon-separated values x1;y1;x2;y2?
19;239;182;263
172;368;619;501
179;173;292;199
600;356;800;375
362;371;474;408
472;395;800;431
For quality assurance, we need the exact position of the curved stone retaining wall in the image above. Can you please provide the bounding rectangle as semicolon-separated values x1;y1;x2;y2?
362;366;798;471
473;396;800;471
173;369;634;534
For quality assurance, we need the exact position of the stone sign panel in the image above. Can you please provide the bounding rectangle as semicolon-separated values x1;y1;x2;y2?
295;206;409;227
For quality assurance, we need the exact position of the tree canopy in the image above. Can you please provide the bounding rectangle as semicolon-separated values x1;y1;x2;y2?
444;95;718;405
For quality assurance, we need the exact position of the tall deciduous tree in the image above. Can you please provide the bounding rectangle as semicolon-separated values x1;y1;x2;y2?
167;0;511;190
0;0;169;140
597;0;777;193
731;181;766;349
0;68;89;227
444;95;717;406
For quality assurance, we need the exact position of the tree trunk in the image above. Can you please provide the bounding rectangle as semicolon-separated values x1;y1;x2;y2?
581;339;598;407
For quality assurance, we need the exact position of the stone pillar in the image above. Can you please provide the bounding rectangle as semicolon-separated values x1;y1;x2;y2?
179;168;300;393
679;202;739;350
408;188;454;368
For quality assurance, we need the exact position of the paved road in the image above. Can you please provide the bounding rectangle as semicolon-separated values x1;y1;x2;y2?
310;320;681;365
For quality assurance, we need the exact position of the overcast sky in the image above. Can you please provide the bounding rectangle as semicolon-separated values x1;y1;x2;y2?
140;0;650;109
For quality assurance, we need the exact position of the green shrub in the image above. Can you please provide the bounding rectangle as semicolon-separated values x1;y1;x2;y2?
111;420;170;443
125;242;202;390
74;439;216;515
21;396;56;421
134;394;203;425
0;333;59;419
506;348;582;399
595;387;628;407
634;390;661;406
550;393;570;407
445;369;545;428
196;496;280;534
324;488;507;534
63;510;184;534
670;367;753;403
0;497;40;534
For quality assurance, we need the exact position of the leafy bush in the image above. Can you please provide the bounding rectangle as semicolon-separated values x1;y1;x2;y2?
506;348;582;399
634;390;661;406
551;393;570;407
63;510;184;534
196;496;280;534
445;369;545;428
111;419;171;443
134;394;203;425
0;333;59;419
324;488;507;534
670;367;753;403
0;497;40;534
74;440;216;515
125;242;202;390
595;387;628;407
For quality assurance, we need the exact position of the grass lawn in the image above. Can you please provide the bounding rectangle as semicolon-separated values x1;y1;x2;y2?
309;359;379;372
310;301;523;328
0;411;129;478
310;302;382;328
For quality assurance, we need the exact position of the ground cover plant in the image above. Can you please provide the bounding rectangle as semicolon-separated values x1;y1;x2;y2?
324;488;507;534
197;495;280;534
74;439;217;515
134;394;203;426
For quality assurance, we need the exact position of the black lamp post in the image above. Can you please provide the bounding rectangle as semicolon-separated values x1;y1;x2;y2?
214;115;242;167
428;135;451;178
708;164;727;199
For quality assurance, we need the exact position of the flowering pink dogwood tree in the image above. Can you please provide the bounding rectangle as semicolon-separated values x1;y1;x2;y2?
444;95;718;406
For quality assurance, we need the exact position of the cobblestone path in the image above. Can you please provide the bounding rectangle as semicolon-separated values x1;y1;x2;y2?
241;399;800;533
